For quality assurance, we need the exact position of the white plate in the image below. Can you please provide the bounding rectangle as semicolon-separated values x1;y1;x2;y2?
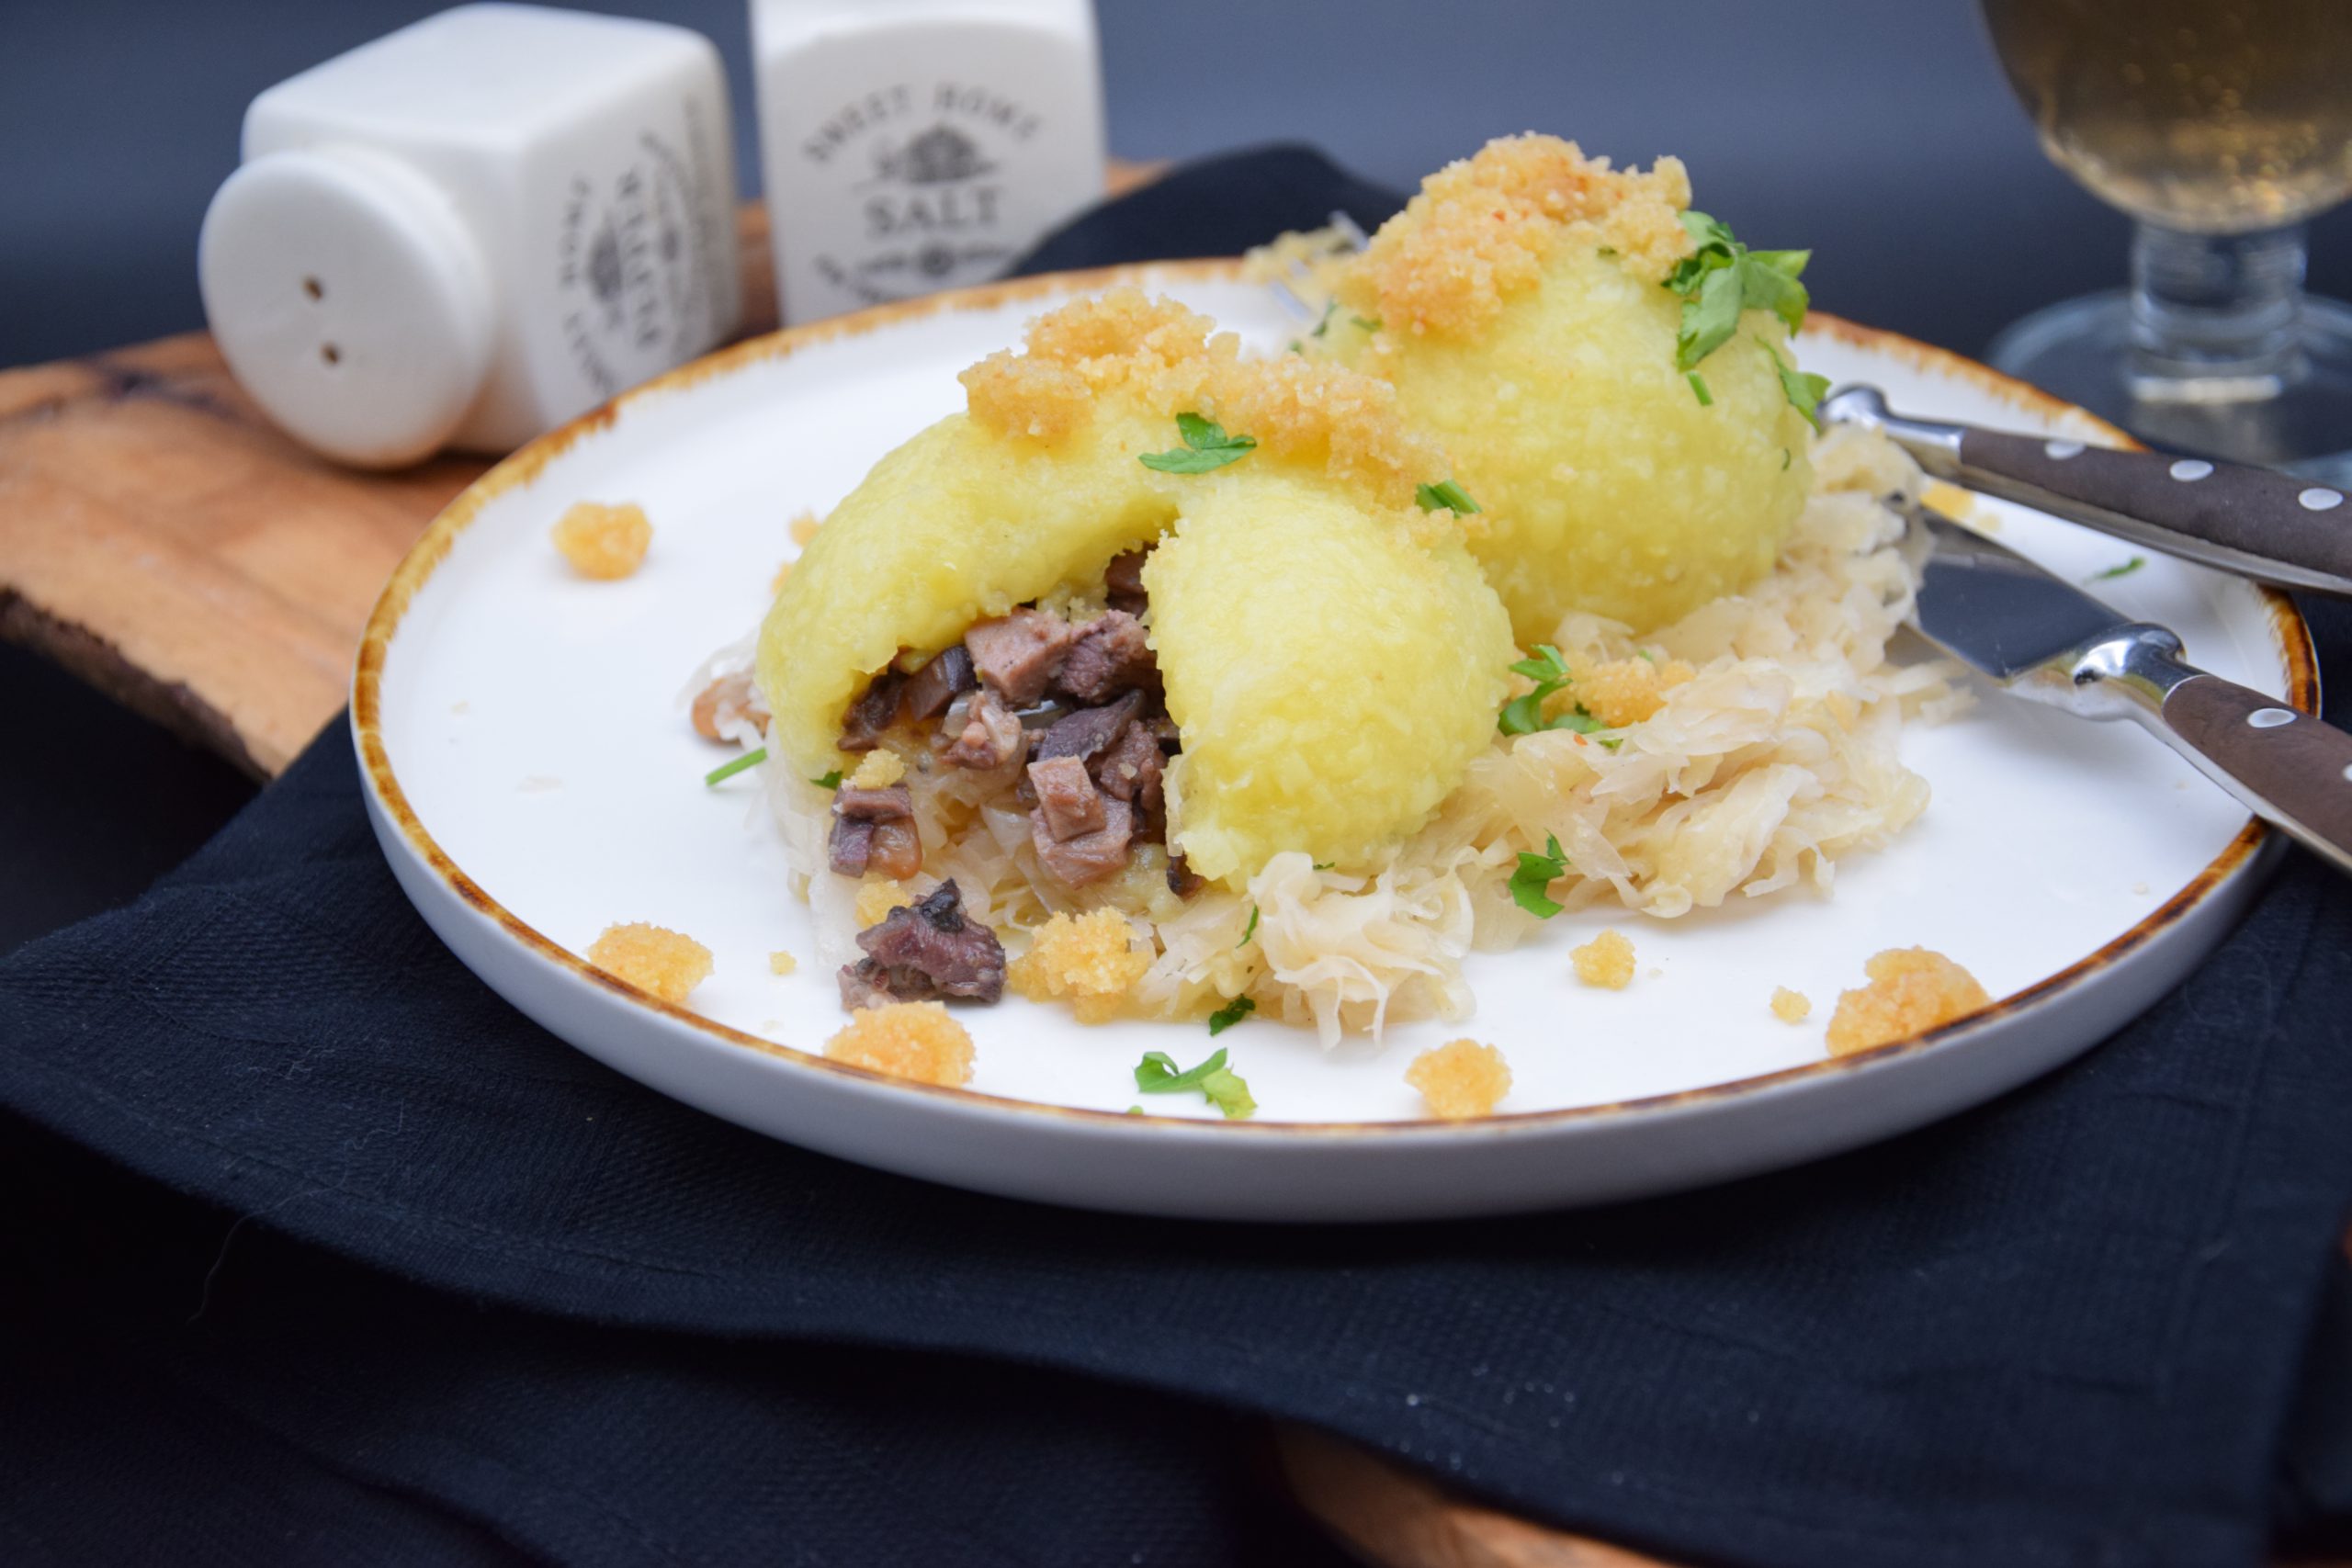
355;261;2314;1221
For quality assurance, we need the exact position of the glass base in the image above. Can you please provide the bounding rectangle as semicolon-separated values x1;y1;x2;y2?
1985;290;2352;486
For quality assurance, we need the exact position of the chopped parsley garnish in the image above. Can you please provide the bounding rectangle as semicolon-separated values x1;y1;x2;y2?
1760;342;1830;429
1238;906;1259;948
1663;210;1813;380
1498;645;1608;738
1136;1044;1257;1118
2086;555;2146;583
1351;314;1381;332
1510;833;1570;919
1140;412;1259;474
812;769;842;789
1205;997;1257;1038
1597;737;1624;751
705;748;767;786
1308;299;1340;338
1781;446;1792;471
1687;371;1713;407
1416;479;1483;514
1312;861;1335;871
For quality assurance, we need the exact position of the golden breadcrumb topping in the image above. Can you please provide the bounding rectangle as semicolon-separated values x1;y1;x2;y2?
824;1001;974;1087
1406;1038;1512;1120
1340;134;1693;340
1007;908;1151;1024
1562;656;1698;729
552;502;651;581
768;950;797;976
959;287;1451;514
771;560;794;595
847;750;907;789
788;509;823;547
854;878;910;928
1770;987;1812;1023
1825;948;1989;1057
1571;929;1636;989
586;922;711;1004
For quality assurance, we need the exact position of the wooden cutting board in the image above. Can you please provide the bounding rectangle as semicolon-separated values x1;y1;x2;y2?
4;177;2335;1568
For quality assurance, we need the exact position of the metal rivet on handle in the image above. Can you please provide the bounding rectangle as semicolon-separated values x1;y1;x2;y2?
2301;487;2345;512
2168;458;2213;480
2249;707;2298;728
2045;439;2085;459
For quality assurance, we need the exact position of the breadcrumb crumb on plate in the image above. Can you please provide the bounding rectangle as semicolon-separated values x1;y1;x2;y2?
1407;1039;1511;1121
551;502;651;580
1571;930;1636;989
1008;909;1151;1024
1826;949;1989;1057
825;1001;974;1088
769;951;797;976
1770;987;1812;1023
586;922;711;1005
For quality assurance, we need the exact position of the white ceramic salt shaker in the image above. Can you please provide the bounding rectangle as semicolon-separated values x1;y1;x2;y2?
198;4;741;469
750;0;1106;324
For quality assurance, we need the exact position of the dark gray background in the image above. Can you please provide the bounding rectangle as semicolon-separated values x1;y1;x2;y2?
7;0;2352;952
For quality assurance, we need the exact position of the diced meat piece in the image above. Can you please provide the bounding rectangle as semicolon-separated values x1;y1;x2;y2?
1027;755;1106;842
1166;853;1204;898
902;645;977;721
837;964;893;1011
835;784;913;822
840;670;907;751
964;610;1073;704
1093;721;1164;817
1057;611;1156;703
1103;548;1149;612
868;819;923;880
1031;797;1135;886
829;817;875;878
837;880;1006;1007
1034;691;1143;764
690;670;769;741
942;689;1024;770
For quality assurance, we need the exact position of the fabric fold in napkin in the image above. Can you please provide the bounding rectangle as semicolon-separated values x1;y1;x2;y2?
7;148;2352;1568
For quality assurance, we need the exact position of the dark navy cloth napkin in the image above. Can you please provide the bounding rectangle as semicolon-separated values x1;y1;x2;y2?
9;148;2352;1568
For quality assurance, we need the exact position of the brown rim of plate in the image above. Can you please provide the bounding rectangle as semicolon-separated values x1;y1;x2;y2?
353;257;2319;1137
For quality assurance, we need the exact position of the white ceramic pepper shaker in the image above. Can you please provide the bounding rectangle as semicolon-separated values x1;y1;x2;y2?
750;0;1106;325
198;4;741;469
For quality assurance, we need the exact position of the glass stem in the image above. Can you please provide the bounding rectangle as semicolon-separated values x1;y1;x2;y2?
2127;220;2308;402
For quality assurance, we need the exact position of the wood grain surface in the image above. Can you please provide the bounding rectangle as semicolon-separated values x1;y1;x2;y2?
2;163;2335;1568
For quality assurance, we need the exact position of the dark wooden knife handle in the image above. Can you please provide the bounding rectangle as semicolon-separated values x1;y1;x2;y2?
2160;676;2352;875
1958;427;2352;595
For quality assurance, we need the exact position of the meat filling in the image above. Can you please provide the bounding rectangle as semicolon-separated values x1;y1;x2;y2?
942;688;1023;771
834;546;1192;898
838;880;1007;1009
828;783;920;879
1057;610;1155;703
1027;755;1106;842
901;645;976;721
964;609;1073;705
840;670;906;751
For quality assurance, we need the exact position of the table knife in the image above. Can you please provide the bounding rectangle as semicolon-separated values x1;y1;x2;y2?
1827;385;2352;597
1905;504;2352;876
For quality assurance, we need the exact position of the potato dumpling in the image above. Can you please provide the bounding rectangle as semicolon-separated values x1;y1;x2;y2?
1319;135;1817;640
755;290;1514;888
1147;473;1510;885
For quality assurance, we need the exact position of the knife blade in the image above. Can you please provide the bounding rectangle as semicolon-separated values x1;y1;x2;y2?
1828;385;2352;597
1905;505;2352;876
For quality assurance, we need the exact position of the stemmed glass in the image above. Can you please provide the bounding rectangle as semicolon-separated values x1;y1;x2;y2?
1980;0;2352;481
